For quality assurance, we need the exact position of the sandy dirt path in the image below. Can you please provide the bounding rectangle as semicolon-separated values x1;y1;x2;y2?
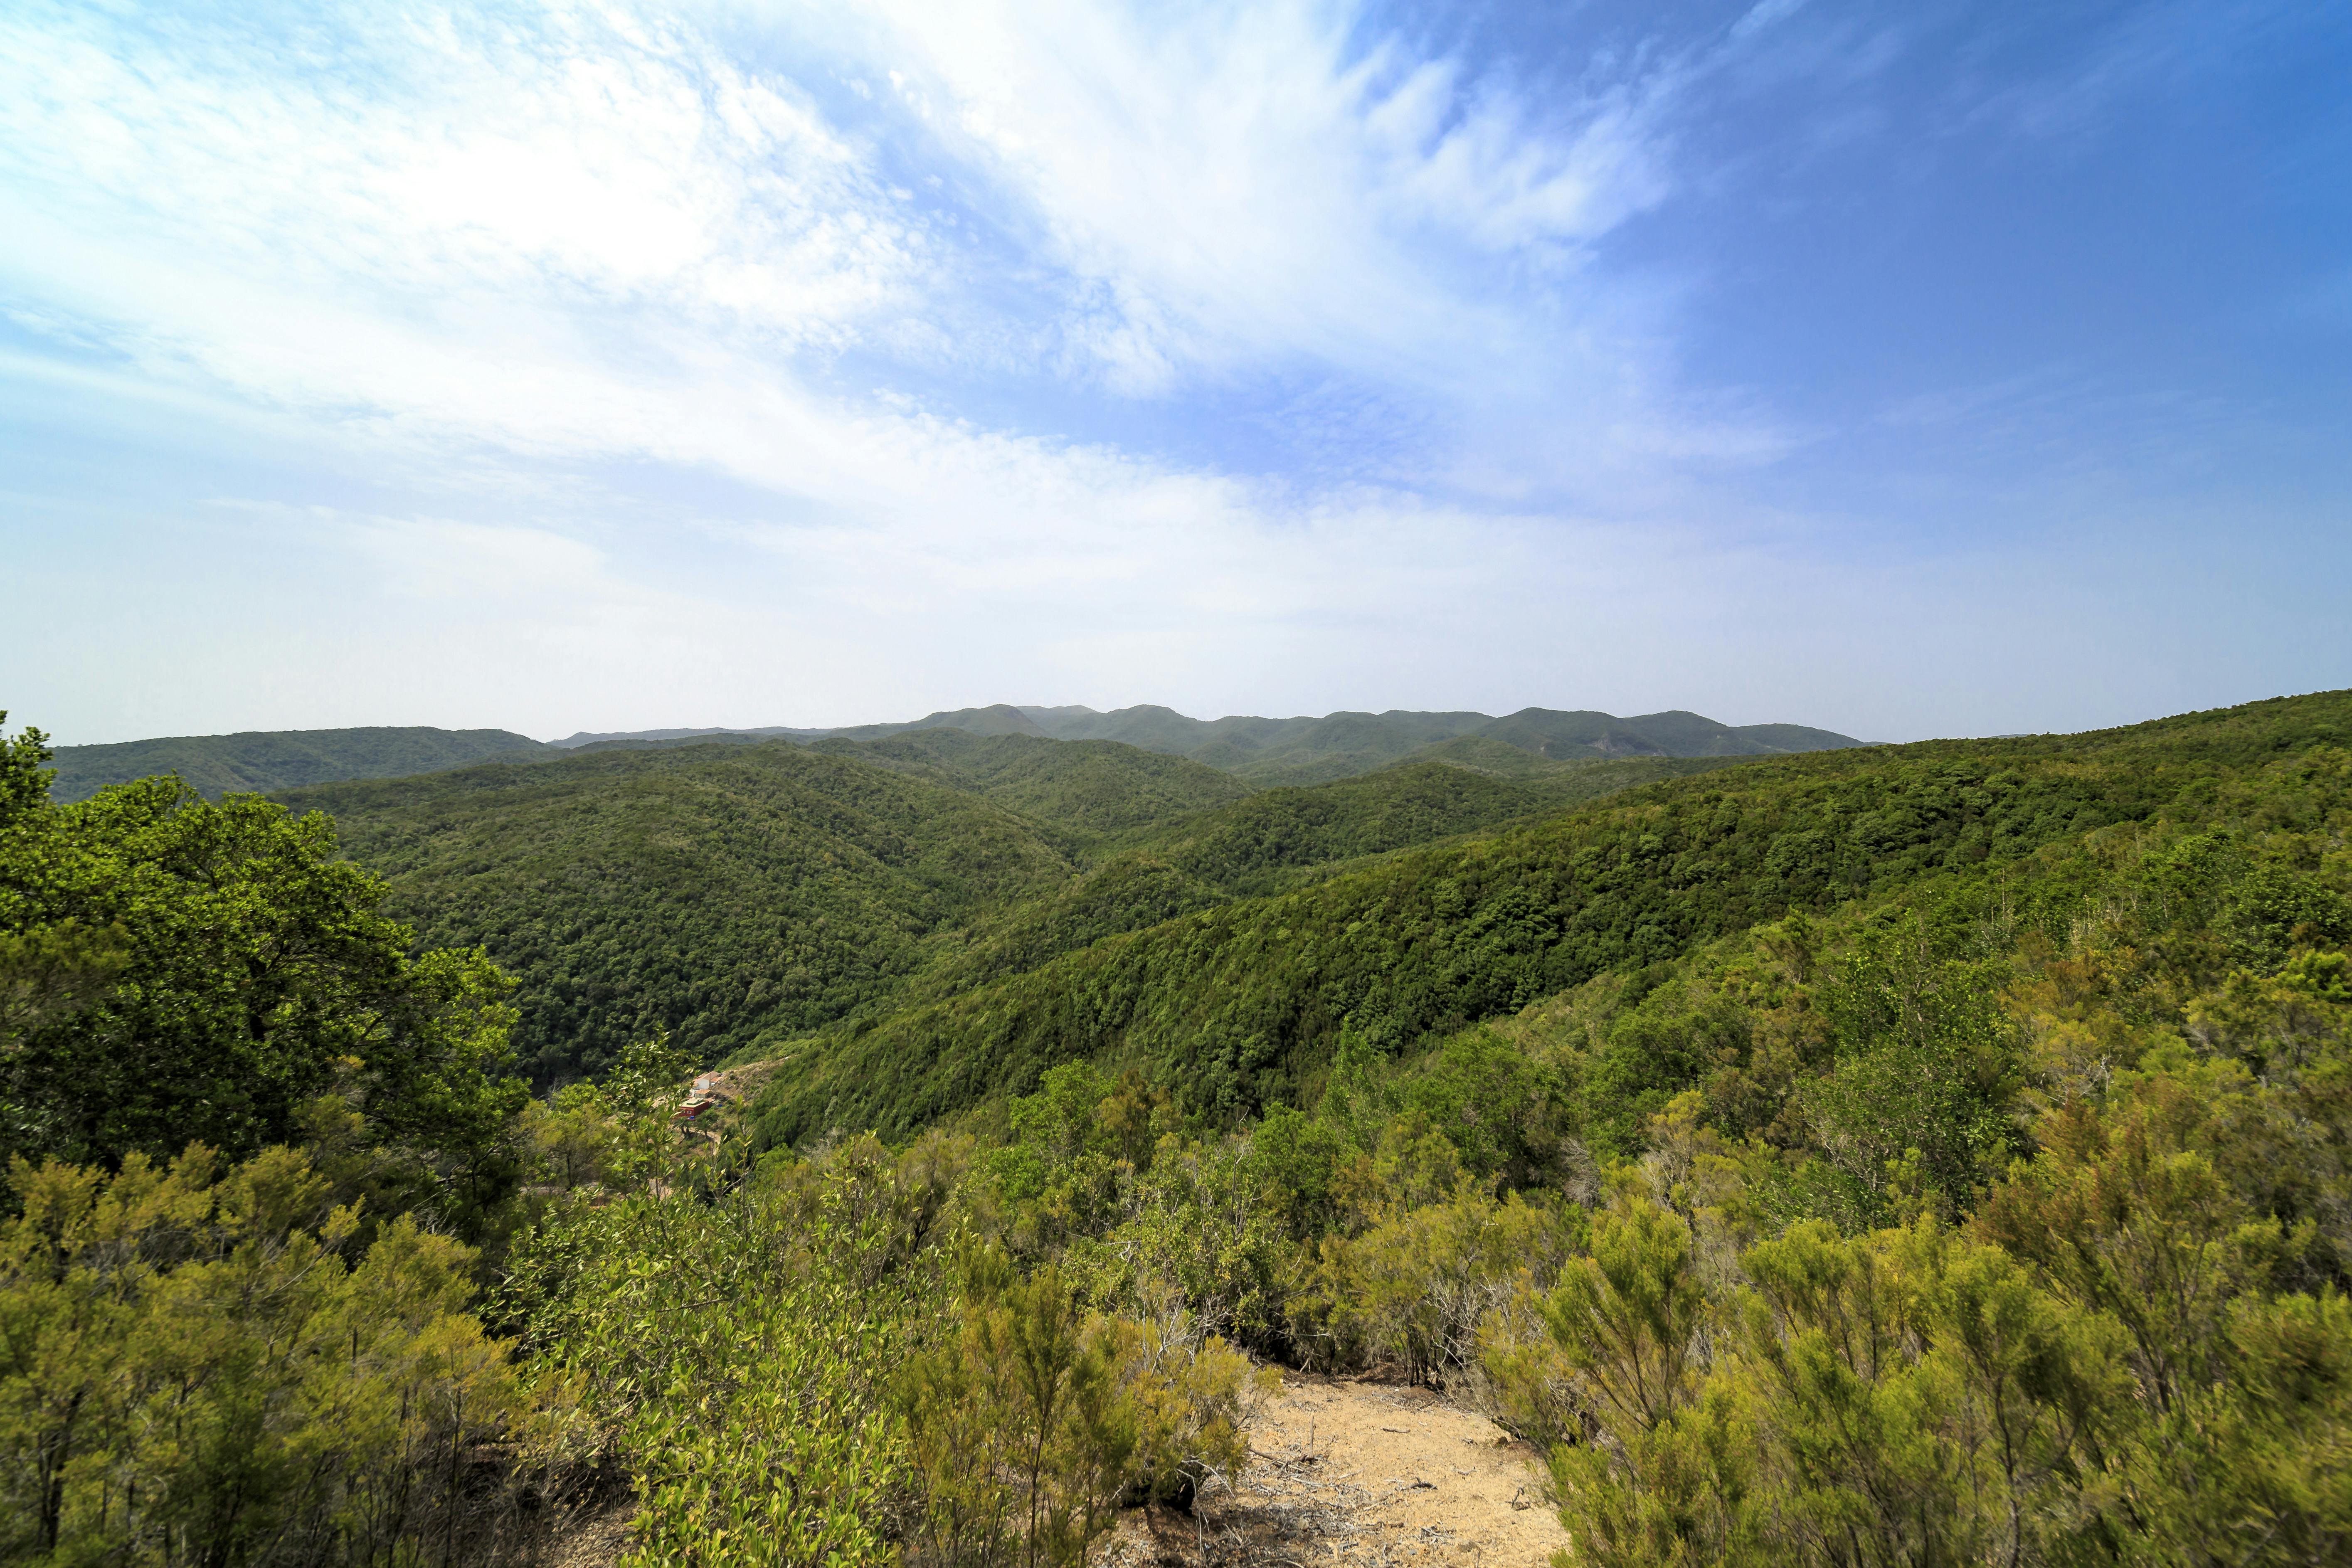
1108;1374;1570;1568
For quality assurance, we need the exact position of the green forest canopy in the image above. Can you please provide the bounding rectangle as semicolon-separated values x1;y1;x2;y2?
273;732;1715;1083
49;699;1867;804
747;689;2352;1141
47;725;552;802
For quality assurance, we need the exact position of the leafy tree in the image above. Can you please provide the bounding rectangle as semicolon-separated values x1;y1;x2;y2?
0;1143;557;1564
1977;1066;2287;1416
899;1247;1264;1563
0;765;529;1230
1802;922;2026;1223
508;1162;919;1567
0;714;52;825
2131;1289;2352;1563
0;719;131;1056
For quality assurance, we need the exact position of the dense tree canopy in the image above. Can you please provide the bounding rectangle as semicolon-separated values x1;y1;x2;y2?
755;698;2352;1142
272;737;1714;1085
0;717;526;1186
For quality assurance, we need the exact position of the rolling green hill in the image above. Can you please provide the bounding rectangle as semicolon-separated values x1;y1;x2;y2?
805;729;1252;840
274;741;1092;1082
270;732;1255;1083
1395;734;1578;777
549;702;1869;784
549;702;1050;749
745;689;2352;1144
1033;705;1867;782
1186;711;1499;783
49;725;551;802
51;700;1865;808
1115;755;1743;890
1016;703;1866;779
269;729;1743;1087
877;755;1765;1005
1472;707;1861;759
16;683;2350;1568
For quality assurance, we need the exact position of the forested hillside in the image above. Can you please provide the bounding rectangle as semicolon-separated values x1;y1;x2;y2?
274;740;1101;1082
802;727;1252;837
865;757;1747;1011
550;701;1050;749
53;699;1865;816
1025;703;1867;781
48;724;550;801
274;734;1698;1084
749;690;2352;1141
552;701;1869;785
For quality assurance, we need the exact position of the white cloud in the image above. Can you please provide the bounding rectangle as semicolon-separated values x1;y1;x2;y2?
346;516;618;602
2;0;1769;512
0;0;1860;740
849;0;1685;399
2;3;922;337
0;0;2332;756
2;0;1748;473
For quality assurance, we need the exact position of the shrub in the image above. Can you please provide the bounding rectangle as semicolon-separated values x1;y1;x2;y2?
0;1144;559;1565
897;1250;1268;1567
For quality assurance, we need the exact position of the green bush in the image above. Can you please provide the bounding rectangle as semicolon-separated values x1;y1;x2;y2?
897;1250;1265;1567
0;1144;559;1565
1300;1186;1578;1385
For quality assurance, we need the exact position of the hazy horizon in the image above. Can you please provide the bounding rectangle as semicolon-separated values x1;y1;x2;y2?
7;2;2347;747
52;688;2333;753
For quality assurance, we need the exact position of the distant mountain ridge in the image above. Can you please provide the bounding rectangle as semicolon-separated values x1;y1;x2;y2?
552;703;1869;786
548;703;1051;749
45;703;1866;802
46;726;550;803
1018;705;1864;783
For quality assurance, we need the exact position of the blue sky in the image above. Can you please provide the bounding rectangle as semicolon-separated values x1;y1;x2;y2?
3;0;2346;745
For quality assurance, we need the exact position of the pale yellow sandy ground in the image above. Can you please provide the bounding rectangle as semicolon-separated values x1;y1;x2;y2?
1108;1373;1570;1568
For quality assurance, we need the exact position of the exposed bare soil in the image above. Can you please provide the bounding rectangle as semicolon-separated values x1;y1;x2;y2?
540;1499;636;1568
1107;1373;1569;1568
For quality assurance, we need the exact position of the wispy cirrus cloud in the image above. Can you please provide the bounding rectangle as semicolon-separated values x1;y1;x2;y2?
4;3;923;332
0;0;1742;502
844;0;1686;395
